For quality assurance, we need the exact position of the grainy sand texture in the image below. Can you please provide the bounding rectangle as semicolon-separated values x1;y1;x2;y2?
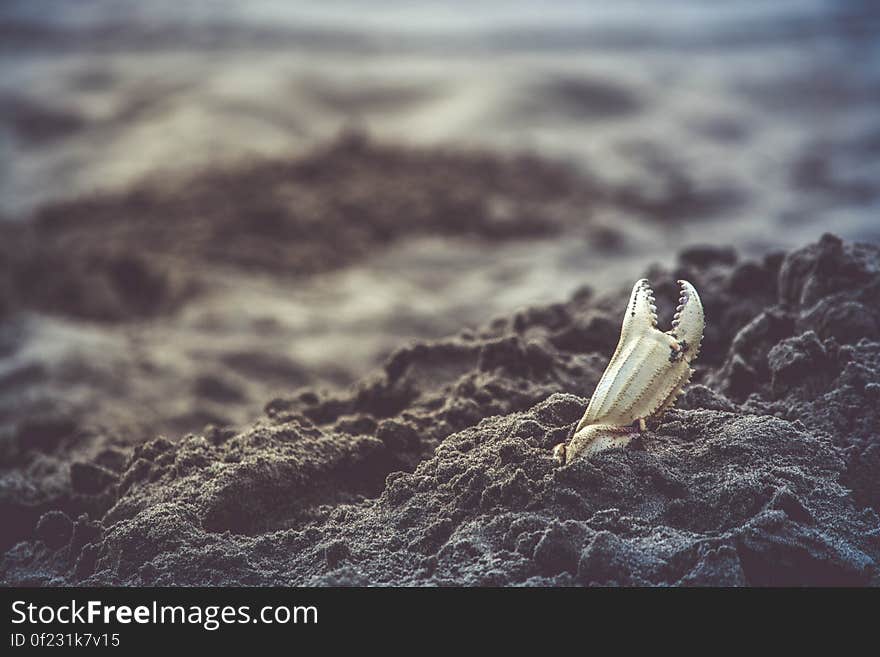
1;1;879;586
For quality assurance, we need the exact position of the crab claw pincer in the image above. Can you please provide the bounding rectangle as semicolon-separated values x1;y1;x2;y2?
668;279;704;363
551;278;705;465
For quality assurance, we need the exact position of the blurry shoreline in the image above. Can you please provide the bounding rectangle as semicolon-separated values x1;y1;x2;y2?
2;0;879;228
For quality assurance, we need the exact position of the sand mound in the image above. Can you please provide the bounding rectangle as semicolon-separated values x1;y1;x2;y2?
3;234;878;585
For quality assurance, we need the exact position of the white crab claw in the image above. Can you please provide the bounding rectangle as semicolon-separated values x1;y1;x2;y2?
558;277;706;465
669;279;704;361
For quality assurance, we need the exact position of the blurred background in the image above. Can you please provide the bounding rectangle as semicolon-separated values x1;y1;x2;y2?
0;0;879;450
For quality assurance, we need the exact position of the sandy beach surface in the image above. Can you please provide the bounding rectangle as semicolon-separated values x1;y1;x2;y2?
1;1;879;585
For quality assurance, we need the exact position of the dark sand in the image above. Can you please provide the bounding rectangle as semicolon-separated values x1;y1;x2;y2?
3;233;878;586
0;137;609;556
1;0;879;587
